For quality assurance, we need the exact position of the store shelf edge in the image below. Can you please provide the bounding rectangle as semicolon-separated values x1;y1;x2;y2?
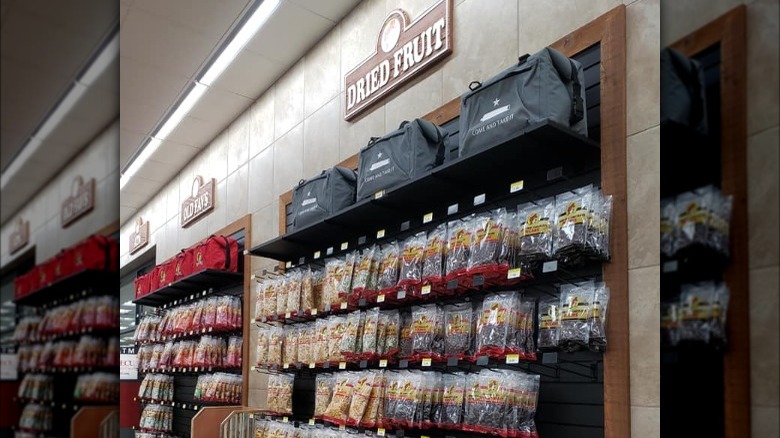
133;269;243;307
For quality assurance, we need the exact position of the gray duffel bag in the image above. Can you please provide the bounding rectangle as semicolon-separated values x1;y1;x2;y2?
459;47;587;157
290;166;357;230
357;118;445;200
660;47;708;135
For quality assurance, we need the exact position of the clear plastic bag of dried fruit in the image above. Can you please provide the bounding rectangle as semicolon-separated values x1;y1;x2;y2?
314;318;330;364
262;280;278;320
676;186;714;251
559;281;595;351
680;281;714;343
323;372;355;425
411;304;444;361
328;316;348;362
283;325;299;365
347;372;375;426
352;246;379;306
422;224;447;286
554;186;594;263
376;241;401;295
468;209;505;275
276;275;289;318
589;283;609;352
476;292;517;358
323;258;341;312
286;269;302;316
444;303;472;360
446;216;474;281
267;325;284;367
361;370;385;428
300;267;315;313
361;307;380;360
518;197;556;263
256;327;269;366
340;310;362;360
314;373;335;419
338;251;358;308
398;232;426;288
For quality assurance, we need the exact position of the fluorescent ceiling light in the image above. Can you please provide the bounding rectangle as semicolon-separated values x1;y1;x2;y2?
1;32;118;189
199;0;281;86
120;0;280;190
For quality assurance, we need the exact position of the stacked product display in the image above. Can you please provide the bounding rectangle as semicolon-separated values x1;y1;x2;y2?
245;46;610;438
18;404;53;433
662;281;730;347
661;185;732;258
17;374;54;401
16;336;120;371
133;243;245;437
73;372;119;401
255;185;611;322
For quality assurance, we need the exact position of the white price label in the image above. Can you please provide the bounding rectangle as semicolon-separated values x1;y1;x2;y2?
397;290;406;300
309;419;315;425
285;312;291;319
286;261;292;268
473;193;486;206
283;363;289;369
506;354;520;364
283;417;289;423
542;260;558;273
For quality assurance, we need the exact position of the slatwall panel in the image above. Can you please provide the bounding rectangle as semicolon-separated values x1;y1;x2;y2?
280;44;605;437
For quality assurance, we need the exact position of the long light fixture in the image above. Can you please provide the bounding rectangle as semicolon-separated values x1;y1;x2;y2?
0;32;119;189
120;0;281;190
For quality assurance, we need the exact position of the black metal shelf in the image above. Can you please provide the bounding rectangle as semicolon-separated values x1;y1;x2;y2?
13;269;116;307
133;269;244;307
249;121;600;263
16;326;120;345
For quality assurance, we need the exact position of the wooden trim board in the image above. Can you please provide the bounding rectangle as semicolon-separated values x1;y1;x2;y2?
670;6;750;438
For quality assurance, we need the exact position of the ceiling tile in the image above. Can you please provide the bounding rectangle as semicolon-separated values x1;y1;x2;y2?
187;86;253;123
119;56;189;116
120;7;216;79
166;115;222;149
210;49;285;99
150;139;201;167
243;1;335;64
134;159;183;182
120;128;147;168
120;99;167;136
131;0;251;43
289;0;360;22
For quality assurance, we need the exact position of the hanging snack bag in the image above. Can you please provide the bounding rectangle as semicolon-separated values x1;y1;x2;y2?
314;373;335;419
381;309;400;358
711;282;730;343
262;280;278;320
439;372;466;429
283;326;299;365
377;241;401;295
421;223;447;287
276;276;289;318
323;373;355;425
476;292;516;358
589;283;610;351
256;328;269;366
267;326;284;367
538;297;560;350
445;216;474;281
339;251;358;308
267;374;294;416
398;232;426;288
411;304;444;361
322;258;341;312
554;186;593;260
361;308;380;360
559;281;595;350
444;303;473;360
514;298;536;360
347;372;376;426
340;311;362;359
314;318;330;365
680;282;714;343
676;187;713;251
518;197;556;262
361;370;385;428
399;312;414;359
328;316;348;362
286;270;302;316
468;209;504;275
300;267;315;313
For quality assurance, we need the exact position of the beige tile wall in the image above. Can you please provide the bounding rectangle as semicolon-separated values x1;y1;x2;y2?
661;1;780;437
119;0;662;435
0;121;121;267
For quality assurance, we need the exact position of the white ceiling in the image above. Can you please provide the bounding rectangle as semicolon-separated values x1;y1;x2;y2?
0;0;119;224
119;0;361;224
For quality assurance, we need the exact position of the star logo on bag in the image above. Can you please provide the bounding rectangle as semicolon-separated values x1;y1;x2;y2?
378;152;383;159
493;98;500;107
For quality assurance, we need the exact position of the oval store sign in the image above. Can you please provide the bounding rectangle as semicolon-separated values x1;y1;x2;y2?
344;0;453;121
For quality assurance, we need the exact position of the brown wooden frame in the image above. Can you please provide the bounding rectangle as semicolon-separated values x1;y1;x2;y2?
212;215;253;405
277;6;630;436
669;6;750;438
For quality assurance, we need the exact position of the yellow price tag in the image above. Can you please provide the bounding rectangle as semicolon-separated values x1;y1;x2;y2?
283;363;289;369
377;229;386;239
507;268;522;279
421;285;431;295
339;362;347;370
379;359;388;368
423;212;433;223
283;417;289;423
506;354;520;364
340;302;348;310
309;363;316;369
311;309;318;316
341;242;349;250
378;428;386;436
309;419;315;425
314;251;321;259
285;312;291;319
422;358;432;367
510;180;524;193
339;425;346;431
377;294;385;303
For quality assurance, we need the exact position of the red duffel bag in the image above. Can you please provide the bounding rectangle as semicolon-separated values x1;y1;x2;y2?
14;271;33;299
192;235;239;273
72;235;118;271
150;259;175;291
135;273;151;299
174;249;194;280
44;250;74;284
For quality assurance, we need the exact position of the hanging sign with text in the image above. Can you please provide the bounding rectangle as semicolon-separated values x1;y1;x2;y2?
344;0;452;121
129;217;149;254
9;217;29;255
61;176;95;227
181;176;215;228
